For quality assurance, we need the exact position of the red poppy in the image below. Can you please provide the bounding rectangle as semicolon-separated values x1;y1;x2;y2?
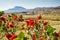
20;27;24;30
21;18;24;21
37;15;42;20
32;33;36;38
13;15;17;20
11;21;14;24
6;25;10;29
10;34;17;40
32;38;36;40
55;33;59;37
26;19;35;26
26;20;30;25
1;16;6;21
1;16;8;23
9;22;14;28
8;14;11;17
43;35;47;38
4;19;8;23
32;33;36;40
44;28;47;31
38;37;43;40
17;18;22;21
58;32;60;37
6;33;12;38
43;21;48;26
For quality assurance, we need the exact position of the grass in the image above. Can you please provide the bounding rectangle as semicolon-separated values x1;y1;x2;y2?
16;14;60;32
49;21;60;26
17;14;60;21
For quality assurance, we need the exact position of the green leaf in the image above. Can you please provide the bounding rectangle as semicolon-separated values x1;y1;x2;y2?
35;22;40;30
11;13;15;16
46;25;56;36
18;33;25;38
53;37;58;40
41;20;44;24
2;21;5;26
14;33;28;40
14;38;21;40
27;32;31;35
19;15;23;19
0;11;4;16
23;37;28;40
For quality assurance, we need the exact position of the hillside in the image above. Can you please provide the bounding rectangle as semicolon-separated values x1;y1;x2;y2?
4;6;60;15
4;6;26;13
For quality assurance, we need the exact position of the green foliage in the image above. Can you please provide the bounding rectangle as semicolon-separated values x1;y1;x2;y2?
14;33;28;40
23;37;28;40
35;23;39;30
14;38;21;40
11;13;15;16
7;17;12;21
19;15;23;19
46;25;56;36
18;33;25;38
0;11;4;16
53;37;58;40
11;13;15;17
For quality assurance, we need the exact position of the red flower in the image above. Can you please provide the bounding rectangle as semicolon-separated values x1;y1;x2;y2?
43;21;48;26
38;15;42;20
6;25;10;29
26;20;30;25
58;31;60;37
1;16;6;21
6;33;12;38
4;19;8;23
32;33;36;38
13;15;17;20
32;33;36;40
43;35;47;38
32;38;36;40
44;28;47;31
1;16;8;23
38;37;43;40
17;18;21;21
8;14;11;17
10;34;17;40
55;33;59;37
21;18;24;21
10;24;14;28
11;21;14;24
9;22;14;28
26;19;35;26
20;27;24;30
38;38;43;40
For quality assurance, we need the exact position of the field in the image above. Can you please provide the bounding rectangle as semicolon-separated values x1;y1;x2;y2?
0;14;60;40
18;14;60;32
16;14;60;38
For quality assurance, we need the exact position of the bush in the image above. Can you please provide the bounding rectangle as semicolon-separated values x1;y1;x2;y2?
0;11;4;16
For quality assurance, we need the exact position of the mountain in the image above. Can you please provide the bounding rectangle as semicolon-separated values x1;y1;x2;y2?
4;6;60;14
4;6;26;13
25;6;60;15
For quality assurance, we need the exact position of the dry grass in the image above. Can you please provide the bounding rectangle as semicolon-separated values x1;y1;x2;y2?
17;14;60;21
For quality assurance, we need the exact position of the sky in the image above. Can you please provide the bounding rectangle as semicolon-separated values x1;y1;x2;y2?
0;0;60;10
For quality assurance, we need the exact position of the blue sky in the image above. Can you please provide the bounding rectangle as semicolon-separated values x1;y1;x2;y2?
0;0;60;10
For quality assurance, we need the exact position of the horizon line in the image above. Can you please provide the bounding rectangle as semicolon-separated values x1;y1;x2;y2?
0;5;60;11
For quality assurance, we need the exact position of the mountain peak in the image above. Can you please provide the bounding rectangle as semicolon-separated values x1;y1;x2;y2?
4;6;26;13
15;6;26;9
